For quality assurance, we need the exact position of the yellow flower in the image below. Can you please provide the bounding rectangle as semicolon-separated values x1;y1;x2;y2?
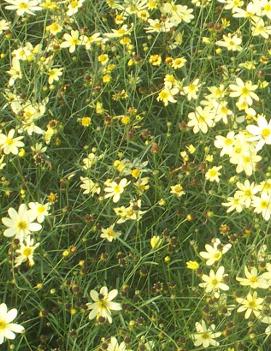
157;88;178;106
48;68;63;85
46;22;62;35
15;236;40;267
131;168;141;178
101;225;121;242
170;184;185;197
150;235;163;249
104;178;130;203
229;78;258;106
186;260;199;270
172;57;186;69
60;30;81;53
80;116;92;127
103;74;111;83
205;166;222;183
0;303;24;344
216;33;242;51
98;54;109;65
149;54;162;66
96;102;104;114
121;115;130;124
236;291;263;319
87;286;122;324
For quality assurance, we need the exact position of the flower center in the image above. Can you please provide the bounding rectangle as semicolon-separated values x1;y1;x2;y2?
213;251;222;260
17;220;28;231
0;319;7;331
98;300;108;309
201;332;210;339
260;200;269;209
249;276;258;283
261;128;271;138
23;247;33;257
211;278;219;286
37;205;45;214
113;185;122;194
241;87;250;96
248;300;256;309
19;2;29;10
6;138;14;146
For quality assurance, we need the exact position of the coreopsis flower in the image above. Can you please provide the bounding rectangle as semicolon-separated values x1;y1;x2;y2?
104;178;130;203
235;180;260;208
7;59;22;86
135;177;149;193
251;18;271;39
60;30;82;53
157;88;178;106
260;179;271;193
12;42;34;61
4;0;42;16
247;115;271;151
192;320;221;348
46;22;63;35
0;303;24;344
186;260;199;270
107;337;127;351
208;100;233;124
229;78;259;106
171;57;186;69
104;24;132;38
216;33;242;51
0;129;24;155
2;204;42;240
182;78;201;101
161;3;194;25
145;19;172;33
252;192;271;220
15;237;40;267
236;266;269;289
48;68;63;85
164;74;179;90
232;1;259;19
149;54;162;66
206;84;226;100
187;106;215;134
214;131;235;156
100;225;121;242
261;0;271;19
114;199;146;224
239;152;261;176
81;33;102;49
236;291;264;319
0;19;10;34
28;202;50;223
98;54;109;66
200;238;231;266
150;235;163;249
86;286;122;323
170;184;185;197
122;0;148;14
199;266;229;297
80;177;101;196
66;0;85;16
222;193;245;213
82;153;98;169
19;100;46;136
205;166;222;183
